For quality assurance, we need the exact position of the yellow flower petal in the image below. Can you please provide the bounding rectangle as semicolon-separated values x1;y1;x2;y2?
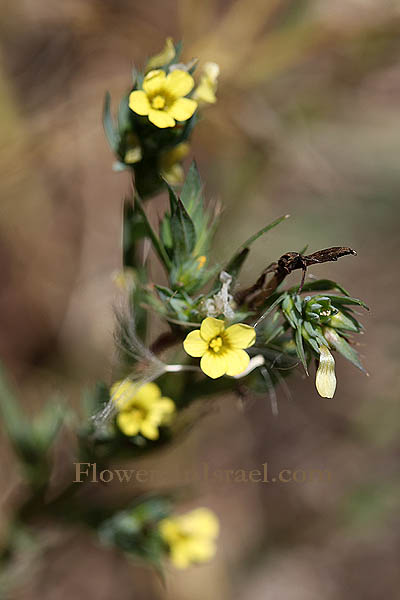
224;323;256;349
156;397;175;414
134;382;161;404
170;546;191;569
224;348;250;376
183;508;220;537
186;539;216;563
145;37;175;72
142;69;166;95
159;508;219;569
315;345;337;398
165;69;195;98
111;380;138;410
148;109;175;128
140;421;159;440
183;330;208;357
168;97;197;122
193;62;219;104
193;82;216;104
200;350;227;379
159;518;180;542
200;317;225;343
117;411;141;436
128;90;150;116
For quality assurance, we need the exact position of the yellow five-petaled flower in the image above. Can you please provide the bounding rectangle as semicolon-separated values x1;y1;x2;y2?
111;380;175;440
159;508;219;569
129;69;198;129
183;317;256;379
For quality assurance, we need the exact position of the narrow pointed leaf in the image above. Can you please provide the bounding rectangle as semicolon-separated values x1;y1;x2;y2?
292;279;350;295
295;323;308;374
326;295;369;310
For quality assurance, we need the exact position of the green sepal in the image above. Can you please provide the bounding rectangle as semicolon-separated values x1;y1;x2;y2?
324;327;366;372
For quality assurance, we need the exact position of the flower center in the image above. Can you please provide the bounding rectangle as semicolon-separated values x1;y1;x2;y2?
209;336;223;353
151;94;166;110
130;405;148;420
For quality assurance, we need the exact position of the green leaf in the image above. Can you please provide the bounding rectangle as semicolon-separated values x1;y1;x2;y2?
225;214;289;281
295;322;308;374
302;321;326;350
253;293;287;328
160;215;173;253
103;92;120;153
168;186;196;262
134;193;172;271
224;248;250;281
33;399;65;452
326;294;369;311
282;295;299;329
292;279;350;295
117;94;131;134
180;161;202;216
325;328;366;372
237;214;290;252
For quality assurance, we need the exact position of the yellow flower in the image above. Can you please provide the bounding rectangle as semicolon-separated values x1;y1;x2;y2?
111;381;175;439
315;345;336;398
193;62;219;105
145;37;175;73
160;142;190;185
183;317;256;379
129;69;197;129
159;508;219;569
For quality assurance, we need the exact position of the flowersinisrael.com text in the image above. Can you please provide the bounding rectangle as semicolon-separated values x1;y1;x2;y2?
73;462;332;485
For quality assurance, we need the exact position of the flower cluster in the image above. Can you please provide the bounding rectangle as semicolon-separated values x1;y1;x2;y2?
0;39;369;588
103;38;219;195
257;291;368;398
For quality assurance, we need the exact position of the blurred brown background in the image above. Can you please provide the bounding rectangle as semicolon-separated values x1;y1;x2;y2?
1;0;399;598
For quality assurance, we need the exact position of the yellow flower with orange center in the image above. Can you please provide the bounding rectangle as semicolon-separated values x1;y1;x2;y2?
183;317;256;379
129;69;198;129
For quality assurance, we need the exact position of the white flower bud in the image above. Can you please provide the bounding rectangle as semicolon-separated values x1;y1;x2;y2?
315;345;336;398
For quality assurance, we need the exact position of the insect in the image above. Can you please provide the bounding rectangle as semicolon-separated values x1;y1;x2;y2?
235;247;356;309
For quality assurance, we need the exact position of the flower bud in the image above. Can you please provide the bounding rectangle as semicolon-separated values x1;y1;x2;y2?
315;345;336;398
328;310;358;332
304;296;338;325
